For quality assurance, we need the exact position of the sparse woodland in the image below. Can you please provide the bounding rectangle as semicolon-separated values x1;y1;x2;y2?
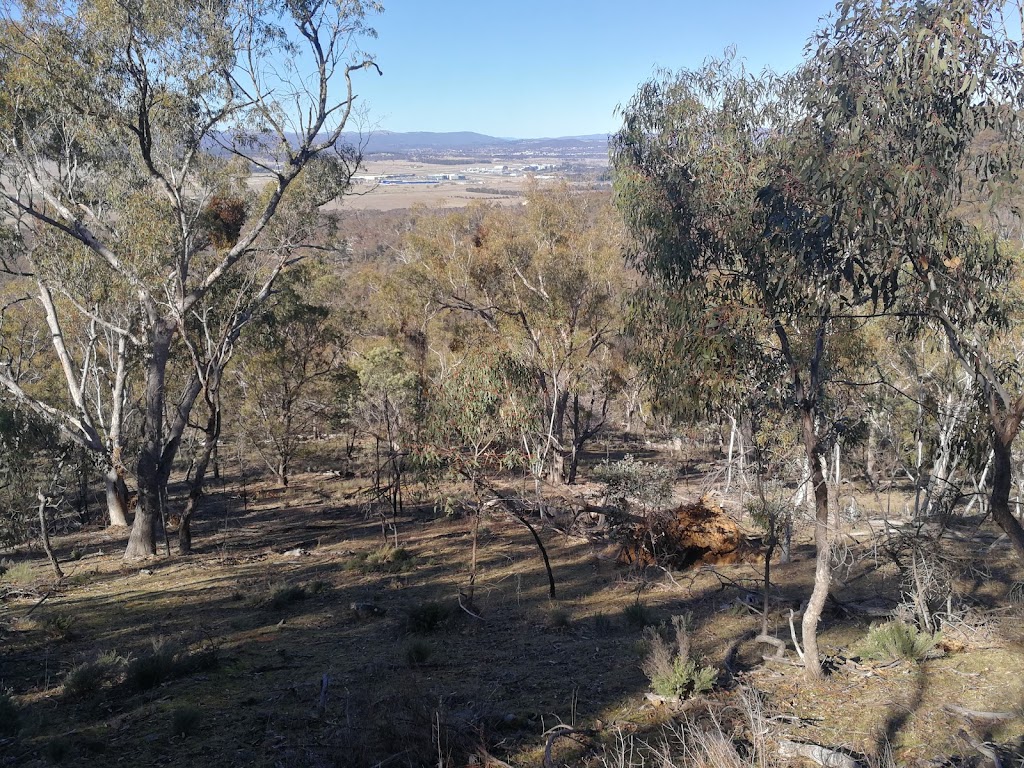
2;1;1024;766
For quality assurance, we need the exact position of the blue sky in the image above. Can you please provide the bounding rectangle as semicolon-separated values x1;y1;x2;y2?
353;1;841;138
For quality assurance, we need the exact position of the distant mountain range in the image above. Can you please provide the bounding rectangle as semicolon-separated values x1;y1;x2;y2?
205;130;610;162
340;131;610;157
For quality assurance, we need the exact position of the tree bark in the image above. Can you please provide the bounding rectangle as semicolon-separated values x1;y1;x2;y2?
126;321;174;559
800;406;831;679
38;493;64;580
989;425;1024;562
104;466;130;527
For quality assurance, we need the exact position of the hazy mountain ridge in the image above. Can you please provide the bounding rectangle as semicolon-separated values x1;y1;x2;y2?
340;130;610;158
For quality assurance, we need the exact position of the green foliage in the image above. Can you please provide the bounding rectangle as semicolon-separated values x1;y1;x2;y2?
125;638;180;692
857;621;940;662
43;736;70;764
266;583;308;609
642;615;718;698
623;600;655;628
62;650;130;699
594;454;674;515
592;612;615;634
544;607;572;632
42;612;77;641
347;545;416;574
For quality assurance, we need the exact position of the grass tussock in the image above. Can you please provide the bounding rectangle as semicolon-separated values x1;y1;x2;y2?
857;621;941;662
1;560;34;585
347;545;416;574
596;688;776;767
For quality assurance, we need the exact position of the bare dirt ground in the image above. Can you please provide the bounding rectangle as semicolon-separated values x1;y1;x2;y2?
2;441;1024;767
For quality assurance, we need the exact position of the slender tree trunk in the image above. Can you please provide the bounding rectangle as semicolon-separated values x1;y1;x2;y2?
800;406;831;679
547;389;570;484
179;393;221;555
37;493;64;580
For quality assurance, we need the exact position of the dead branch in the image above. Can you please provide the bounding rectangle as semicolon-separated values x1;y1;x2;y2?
943;704;1016;722
777;739;863;768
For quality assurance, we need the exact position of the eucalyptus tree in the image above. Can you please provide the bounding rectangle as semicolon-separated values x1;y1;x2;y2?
804;0;1024;559
233;261;354;490
613;56;893;677
0;0;381;557
401;184;629;485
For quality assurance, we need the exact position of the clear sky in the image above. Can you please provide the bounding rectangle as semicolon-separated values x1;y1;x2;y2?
354;1;842;138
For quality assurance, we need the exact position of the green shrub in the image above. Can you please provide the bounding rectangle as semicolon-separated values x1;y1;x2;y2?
858;621;940;662
63;662;106;699
623;600;654;628
641;615;718;699
406;601;453;634
345;545;416;574
594;455;675;515
266;583;307;609
126;638;179;691
43;612;77;641
63;650;126;699
43;736;70;763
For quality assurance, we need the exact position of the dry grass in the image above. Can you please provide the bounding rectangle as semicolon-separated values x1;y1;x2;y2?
0;448;1023;766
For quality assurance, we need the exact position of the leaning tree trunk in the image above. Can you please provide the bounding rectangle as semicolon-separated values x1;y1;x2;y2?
988;423;1024;563
799;406;831;679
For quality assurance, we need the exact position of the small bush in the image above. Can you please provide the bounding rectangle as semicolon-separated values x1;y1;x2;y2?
63;661;108;699
642;615;718;699
592;612;615;634
545;607;572;632
43;612;77;641
0;690;19;736
406;601;453;634
169;704;202;738
267;583;307;609
858;621;940;662
594;455;675;515
404;639;433;667
623;600;654;628
345;545;416;574
126;638;179;691
63;650;127;698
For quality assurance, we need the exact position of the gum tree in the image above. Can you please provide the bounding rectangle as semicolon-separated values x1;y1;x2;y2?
804;0;1024;559
613;56;894;677
0;0;381;557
